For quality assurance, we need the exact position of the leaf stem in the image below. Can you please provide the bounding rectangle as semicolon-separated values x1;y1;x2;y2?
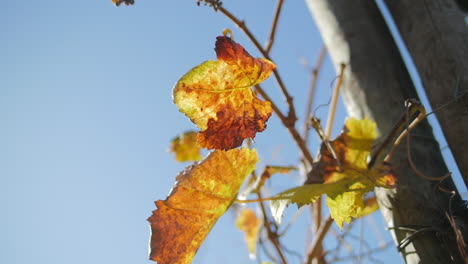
218;6;297;124
265;0;284;54
235;197;273;203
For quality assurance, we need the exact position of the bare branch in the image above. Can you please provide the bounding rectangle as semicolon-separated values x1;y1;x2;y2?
265;0;285;54
305;215;334;264
303;46;327;142
255;85;314;166
257;192;288;264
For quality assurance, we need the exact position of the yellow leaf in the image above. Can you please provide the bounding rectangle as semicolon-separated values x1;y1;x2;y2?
270;118;395;226
269;179;358;223
169;131;202;162
147;148;258;264
320;118;393;226
235;208;262;257
327;190;365;228
173;36;275;150
322;118;377;184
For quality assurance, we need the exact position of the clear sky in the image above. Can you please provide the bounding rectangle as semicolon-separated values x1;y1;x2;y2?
2;1;465;264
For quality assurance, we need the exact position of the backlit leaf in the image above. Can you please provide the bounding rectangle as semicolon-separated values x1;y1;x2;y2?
173;36;275;150
270;118;396;227
269;179;358;223
148;148;258;264
235;208;262;257
320;118;395;227
169;131;202;162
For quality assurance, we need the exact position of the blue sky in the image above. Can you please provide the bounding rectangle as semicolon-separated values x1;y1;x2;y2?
2;1;465;264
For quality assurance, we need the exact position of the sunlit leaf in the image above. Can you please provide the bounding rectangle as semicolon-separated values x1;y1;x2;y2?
173;36;275;150
169;131;202;162
270;118;396;227
235;208;262;257
269;179;358;223
321;118;395;226
148;148;259;264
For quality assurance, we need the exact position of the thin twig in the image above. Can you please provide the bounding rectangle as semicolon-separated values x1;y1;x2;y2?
327;223;356;261
214;5;314;165
278;205;306;237
309;117;342;170
255;85;314;166
368;108;412;170
265;0;284;54
324;63;346;139
380;99;450;181
218;6;297;124
446;192;468;262
257;192;288;264
311;199;324;264
305;215;334;264
281;245;304;263
303;46;327;142
259;237;279;264
330;243;391;263
383;100;426;164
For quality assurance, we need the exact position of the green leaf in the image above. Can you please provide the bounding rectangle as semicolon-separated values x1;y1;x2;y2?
269;179;358;223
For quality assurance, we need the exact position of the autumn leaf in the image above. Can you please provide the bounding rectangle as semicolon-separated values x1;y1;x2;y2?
236;208;262;257
173;36;275;150
147;148;258;264
270;118;396;227
269;179;359;223
169;131;202;162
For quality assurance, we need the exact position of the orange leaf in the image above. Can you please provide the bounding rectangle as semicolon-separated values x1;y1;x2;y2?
169;131;202;162
271;118;396;227
235;208;262;257
317;118;396;186
318;118;396;227
147;148;258;264
173;36;275;150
